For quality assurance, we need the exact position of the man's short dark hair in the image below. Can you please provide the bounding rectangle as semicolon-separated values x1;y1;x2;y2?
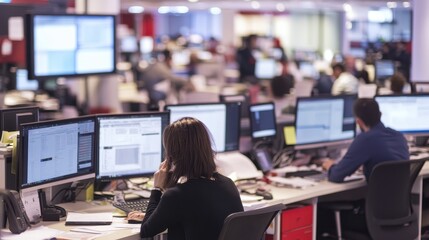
353;98;381;128
332;63;345;73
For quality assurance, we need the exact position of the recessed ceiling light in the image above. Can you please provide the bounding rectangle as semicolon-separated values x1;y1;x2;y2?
276;3;285;12
188;0;199;2
343;3;352;12
128;6;144;14
251;1;260;9
387;2;397;8
210;7;222;15
403;1;410;8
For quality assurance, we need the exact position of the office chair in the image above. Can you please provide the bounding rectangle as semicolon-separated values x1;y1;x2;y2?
218;203;285;240
324;159;428;240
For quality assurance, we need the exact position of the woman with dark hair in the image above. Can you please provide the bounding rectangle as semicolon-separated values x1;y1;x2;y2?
127;117;243;240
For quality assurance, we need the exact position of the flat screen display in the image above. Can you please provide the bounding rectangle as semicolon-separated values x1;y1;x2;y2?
96;112;170;181
26;14;116;78
20;116;96;192
375;94;429;135
166;102;241;152
292;95;356;149
248;103;277;140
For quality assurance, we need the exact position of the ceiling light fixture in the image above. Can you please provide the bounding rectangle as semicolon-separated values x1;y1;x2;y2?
403;1;410;8
251;1;260;9
128;6;144;14
387;2;397;8
210;7;222;15
276;3;286;12
188;0;199;2
343;3;352;12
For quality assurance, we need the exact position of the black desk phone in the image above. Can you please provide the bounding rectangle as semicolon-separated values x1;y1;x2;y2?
0;190;31;234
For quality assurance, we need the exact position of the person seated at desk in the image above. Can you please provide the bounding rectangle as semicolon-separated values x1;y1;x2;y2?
322;98;409;182
127;117;244;240
270;75;295;116
331;63;359;95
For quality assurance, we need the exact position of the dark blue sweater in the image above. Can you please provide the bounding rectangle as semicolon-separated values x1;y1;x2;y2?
328;122;409;182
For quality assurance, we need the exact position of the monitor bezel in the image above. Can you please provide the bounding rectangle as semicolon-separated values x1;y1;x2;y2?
26;13;117;79
164;101;242;153
291;94;357;150
95;111;170;181
0;106;39;134
248;102;277;141
375;93;429;135
374;59;395;84
19;115;97;193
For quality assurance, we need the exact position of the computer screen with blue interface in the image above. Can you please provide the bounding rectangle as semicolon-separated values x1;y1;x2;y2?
20;116;96;192
375;60;395;82
249;102;277;140
375;94;429;135
290;95;356;149
165;102;241;152
96;112;170;181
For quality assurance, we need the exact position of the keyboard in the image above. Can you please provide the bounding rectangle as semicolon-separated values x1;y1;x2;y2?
304;172;328;182
113;199;149;213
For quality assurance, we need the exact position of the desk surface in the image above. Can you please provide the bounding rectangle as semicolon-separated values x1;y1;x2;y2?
2;158;429;240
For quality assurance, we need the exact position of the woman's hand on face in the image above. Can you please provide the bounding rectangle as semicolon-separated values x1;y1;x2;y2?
127;211;145;221
153;161;169;190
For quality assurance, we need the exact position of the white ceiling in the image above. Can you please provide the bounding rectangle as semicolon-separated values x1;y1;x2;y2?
120;0;412;12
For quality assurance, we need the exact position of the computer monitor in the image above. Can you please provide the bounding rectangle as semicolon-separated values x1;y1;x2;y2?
255;58;278;79
299;61;318;79
375;60;395;84
219;94;249;118
375;94;429;135
96;112;170;181
15;69;39;91
288;95;357;150
26;14;116;79
165;102;241;152
413;82;429;93
0;106;39;136
248;102;277;141
19;116;96;193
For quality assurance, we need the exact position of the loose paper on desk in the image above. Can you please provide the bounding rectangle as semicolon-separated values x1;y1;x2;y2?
1;226;63;240
66;212;113;225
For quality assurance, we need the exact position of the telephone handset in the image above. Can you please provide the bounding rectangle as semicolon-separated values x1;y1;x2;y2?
0;190;31;234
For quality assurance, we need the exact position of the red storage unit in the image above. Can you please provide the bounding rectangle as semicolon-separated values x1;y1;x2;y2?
281;205;313;240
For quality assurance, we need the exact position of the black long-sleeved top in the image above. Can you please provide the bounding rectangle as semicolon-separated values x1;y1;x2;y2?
140;173;244;240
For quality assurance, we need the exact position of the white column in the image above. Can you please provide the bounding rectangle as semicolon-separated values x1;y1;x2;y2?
411;0;429;82
221;9;236;47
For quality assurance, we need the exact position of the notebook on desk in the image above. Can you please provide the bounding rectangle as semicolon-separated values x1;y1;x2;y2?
65;212;113;226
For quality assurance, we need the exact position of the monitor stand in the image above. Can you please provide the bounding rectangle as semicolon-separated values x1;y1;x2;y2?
38;189;66;221
215;151;263;181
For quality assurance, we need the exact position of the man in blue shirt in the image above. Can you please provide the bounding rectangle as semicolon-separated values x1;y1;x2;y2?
322;98;409;182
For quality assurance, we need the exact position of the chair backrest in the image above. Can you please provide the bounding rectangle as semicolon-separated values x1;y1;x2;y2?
366;159;428;240
218;203;284;240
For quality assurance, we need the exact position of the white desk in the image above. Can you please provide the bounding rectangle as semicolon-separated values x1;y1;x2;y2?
2;159;429;240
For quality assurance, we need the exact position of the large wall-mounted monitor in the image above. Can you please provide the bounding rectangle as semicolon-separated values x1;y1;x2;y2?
19;116;96;193
96;112;170;181
26;14;116;79
287;95;357;150
165;102;241;152
375;94;429;135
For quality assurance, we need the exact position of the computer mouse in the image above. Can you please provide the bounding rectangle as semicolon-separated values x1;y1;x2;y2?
128;219;143;224
255;188;273;200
